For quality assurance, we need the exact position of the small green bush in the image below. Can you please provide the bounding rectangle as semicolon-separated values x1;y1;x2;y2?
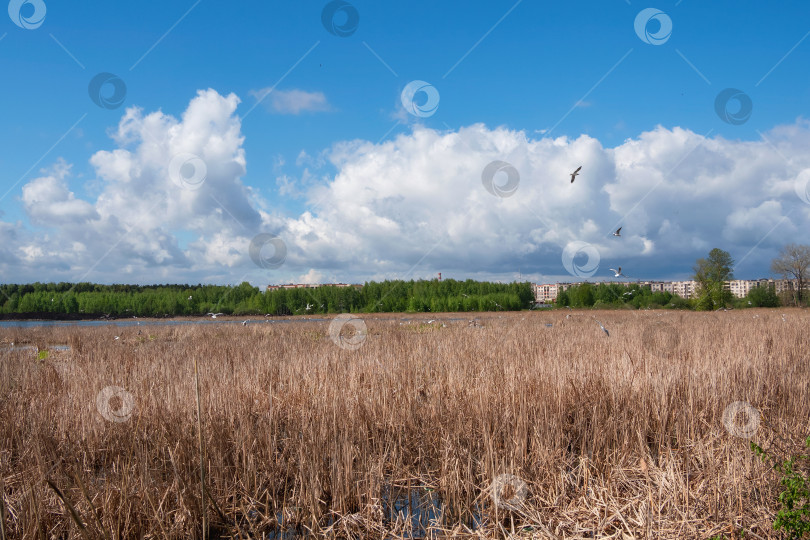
752;436;810;539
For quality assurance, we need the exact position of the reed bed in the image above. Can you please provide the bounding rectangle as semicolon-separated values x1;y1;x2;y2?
1;309;808;538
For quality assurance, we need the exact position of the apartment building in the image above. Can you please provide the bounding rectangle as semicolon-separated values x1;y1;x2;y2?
533;283;559;303
668;280;697;299
530;278;804;303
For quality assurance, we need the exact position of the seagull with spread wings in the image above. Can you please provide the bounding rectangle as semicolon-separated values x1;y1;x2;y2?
570;166;582;183
613;227;622;237
594;319;609;337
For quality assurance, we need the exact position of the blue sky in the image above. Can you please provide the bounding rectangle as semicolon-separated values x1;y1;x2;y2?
1;0;810;286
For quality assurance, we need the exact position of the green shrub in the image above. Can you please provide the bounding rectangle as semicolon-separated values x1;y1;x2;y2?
752;437;810;539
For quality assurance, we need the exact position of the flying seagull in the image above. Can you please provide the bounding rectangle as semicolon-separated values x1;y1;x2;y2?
207;312;223;319
242;320;248;326
594;319;609;337
609;267;624;278
570;166;582;183
613;227;622;237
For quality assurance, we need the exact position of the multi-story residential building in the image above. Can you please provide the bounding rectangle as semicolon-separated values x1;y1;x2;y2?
726;279;771;298
533;283;559;303
531;278;804;303
772;278;800;296
668;280;697;299
642;281;667;293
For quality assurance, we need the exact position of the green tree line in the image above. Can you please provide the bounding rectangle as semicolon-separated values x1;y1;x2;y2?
555;280;780;310
556;245;801;310
0;279;534;317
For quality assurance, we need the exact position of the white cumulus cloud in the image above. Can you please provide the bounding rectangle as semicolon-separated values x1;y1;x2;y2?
250;88;331;115
2;89;810;286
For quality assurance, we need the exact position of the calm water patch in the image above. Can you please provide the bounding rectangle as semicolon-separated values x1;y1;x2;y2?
0;318;329;329
0;316;475;329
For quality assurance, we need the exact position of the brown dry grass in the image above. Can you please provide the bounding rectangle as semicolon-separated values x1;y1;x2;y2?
1;309;809;539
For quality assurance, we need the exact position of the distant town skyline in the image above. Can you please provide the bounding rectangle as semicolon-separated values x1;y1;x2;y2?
260;275;805;304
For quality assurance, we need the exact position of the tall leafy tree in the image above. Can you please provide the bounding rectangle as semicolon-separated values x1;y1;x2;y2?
746;285;780;308
693;248;734;310
770;243;810;306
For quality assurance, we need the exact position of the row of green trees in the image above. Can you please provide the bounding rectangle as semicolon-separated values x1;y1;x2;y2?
690;245;808;310
557;282;688;309
2;243;805;316
556;280;780;310
0;279;534;317
556;244;807;311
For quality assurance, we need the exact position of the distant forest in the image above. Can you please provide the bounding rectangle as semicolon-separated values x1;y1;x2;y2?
0;277;784;319
0;279;535;318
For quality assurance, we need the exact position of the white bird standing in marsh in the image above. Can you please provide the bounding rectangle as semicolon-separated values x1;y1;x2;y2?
570;166;582;183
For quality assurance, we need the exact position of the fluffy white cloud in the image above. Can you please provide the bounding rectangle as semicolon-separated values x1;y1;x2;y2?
3;89;269;283
250;88;330;115
277;123;810;282
22;160;99;225
298;268;324;284
2;88;810;285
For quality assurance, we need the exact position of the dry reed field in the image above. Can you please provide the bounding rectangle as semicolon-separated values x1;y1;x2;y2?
1;309;809;539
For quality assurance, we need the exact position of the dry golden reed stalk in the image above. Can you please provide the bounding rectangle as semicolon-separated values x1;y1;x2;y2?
0;308;808;538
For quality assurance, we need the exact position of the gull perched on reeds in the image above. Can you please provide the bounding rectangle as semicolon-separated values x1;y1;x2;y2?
570;166;581;183
242;320;248;326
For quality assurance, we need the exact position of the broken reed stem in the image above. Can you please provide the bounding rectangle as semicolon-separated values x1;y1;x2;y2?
194;356;207;540
0;477;6;540
45;479;90;540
